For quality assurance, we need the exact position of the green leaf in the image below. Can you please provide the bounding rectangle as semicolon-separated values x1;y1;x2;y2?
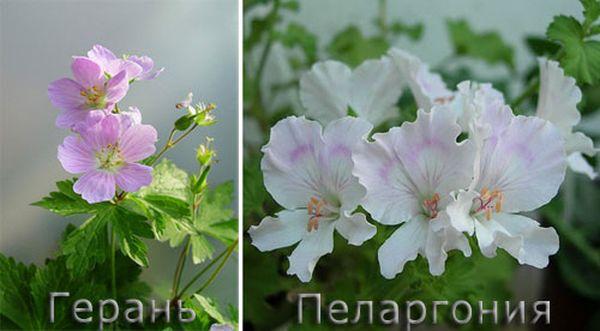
195;181;237;245
326;25;389;67
547;15;600;84
193;294;229;325
143;194;191;219
138;159;190;201
31;179;103;216
389;20;424;40
110;206;153;267
447;19;514;69
581;0;600;28
190;235;215;264
60;213;110;274
525;36;561;56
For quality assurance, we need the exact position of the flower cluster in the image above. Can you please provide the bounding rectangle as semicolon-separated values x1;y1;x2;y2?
49;45;161;203
250;47;597;282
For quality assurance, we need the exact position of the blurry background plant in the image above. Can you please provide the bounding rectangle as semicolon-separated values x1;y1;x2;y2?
243;0;600;330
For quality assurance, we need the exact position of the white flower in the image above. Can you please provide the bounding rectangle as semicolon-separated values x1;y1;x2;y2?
447;103;566;268
352;107;475;277
536;58;598;179
299;57;403;126
388;48;505;132
248;116;376;282
388;48;454;111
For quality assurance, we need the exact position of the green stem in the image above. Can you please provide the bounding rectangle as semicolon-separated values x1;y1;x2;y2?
171;237;191;298
175;239;238;299
110;227;117;300
509;77;539;110
378;0;388;39
193;239;238;295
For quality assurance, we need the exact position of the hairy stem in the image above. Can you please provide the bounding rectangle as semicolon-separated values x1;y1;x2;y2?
171;237;191;298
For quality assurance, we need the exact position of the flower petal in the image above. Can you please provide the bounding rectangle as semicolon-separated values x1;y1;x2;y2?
454;81;505;131
321;117;372;211
536;58;582;136
299;61;351;124
353;107;476;225
106;59;143;80
128;55;163;80
119;124;158;162
446;190;478;235
475;115;566;212
335;212;376;246
71;57;104;88
378;217;428;279
565;131;596;156
248;209;307;251
388;48;453;111
261;116;324;209
349;57;403;126
48;78;85;110
87;44;117;70
105;70;129;104
475;213;559;268
425;212;472;275
287;220;335;282
115;163;153;192
80;114;121;150
567;152;598;179
73;170;116;203
57;135;95;174
55;108;91;129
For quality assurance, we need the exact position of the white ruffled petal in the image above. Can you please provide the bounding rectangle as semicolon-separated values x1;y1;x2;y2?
536;58;582;136
475;213;559;268
565;131;597;156
335;212;376;246
476;115;567;212
567;152;598;179
388;48;453;111
378;217;428;279
299;61;351;124
425;213;472;275
349;57;403;126
248;209;308;252
454;81;506;132
446;190;478;235
261;116;324;209
353;107;476;225
287;220;336;282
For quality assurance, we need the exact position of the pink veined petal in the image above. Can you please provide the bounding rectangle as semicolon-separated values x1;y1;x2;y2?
72;110;107;133
105;70;129;104
248;209;307;252
73;170;116;203
80;114;121;150
320;117;372;212
128;55;163;80
57;135;95;174
475;116;567;212
287;220;335;282
115;163;153;192
55;108;91;129
106;59;143;80
71;57;104;88
119;124;158;162
87;44;117;70
48;78;85;110
352;107;476;225
261;116;324;210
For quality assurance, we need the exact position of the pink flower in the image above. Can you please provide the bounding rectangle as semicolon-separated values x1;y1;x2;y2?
48;57;129;129
87;44;163;81
57;113;157;203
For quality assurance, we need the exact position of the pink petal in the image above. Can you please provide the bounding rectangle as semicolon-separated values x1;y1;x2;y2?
55;108;89;129
48;78;85;110
73;170;116;203
119;124;157;162
71;57;104;88
105;70;129;104
57;135;95;174
87;44;117;70
106;59;143;80
115;163;153;192
81;114;121;150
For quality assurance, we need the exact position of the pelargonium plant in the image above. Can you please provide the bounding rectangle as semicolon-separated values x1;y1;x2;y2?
0;45;238;330
249;48;596;282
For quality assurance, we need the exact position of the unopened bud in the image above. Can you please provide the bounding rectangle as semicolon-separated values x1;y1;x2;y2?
196;137;215;166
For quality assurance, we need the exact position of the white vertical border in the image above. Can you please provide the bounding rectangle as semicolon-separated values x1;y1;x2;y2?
237;0;244;327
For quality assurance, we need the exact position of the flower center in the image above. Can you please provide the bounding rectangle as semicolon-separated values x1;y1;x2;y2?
80;85;106;109
472;187;503;220
95;144;124;172
306;196;337;232
422;193;440;219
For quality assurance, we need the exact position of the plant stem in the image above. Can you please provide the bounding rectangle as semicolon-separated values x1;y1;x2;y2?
110;227;117;300
175;239;237;300
171;237;191;298
378;0;388;39
509;77;539;110
193;238;238;295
